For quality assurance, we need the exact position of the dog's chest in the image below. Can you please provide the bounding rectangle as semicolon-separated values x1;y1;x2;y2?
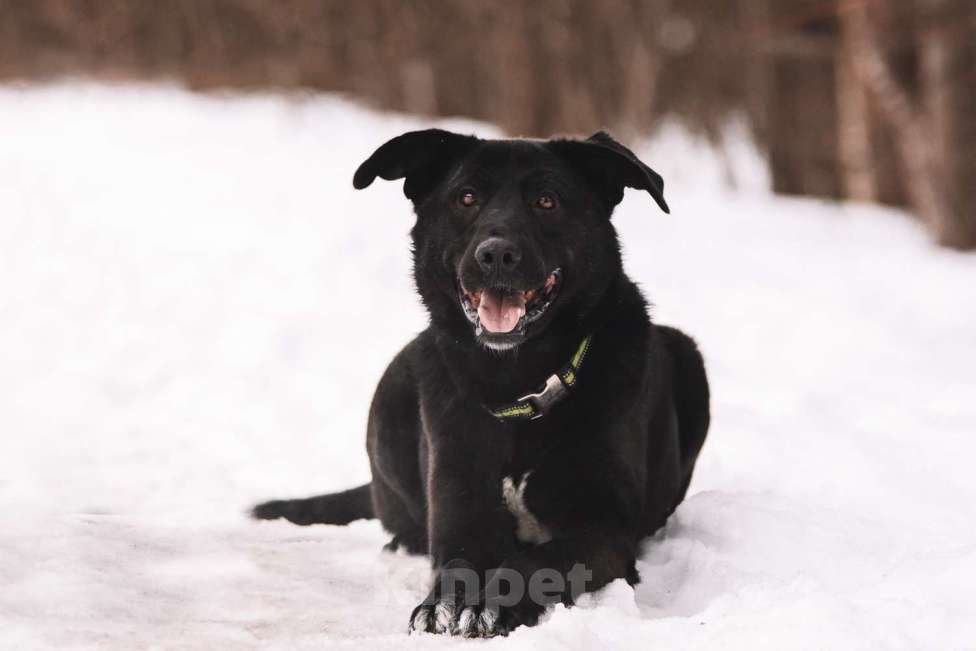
501;472;552;545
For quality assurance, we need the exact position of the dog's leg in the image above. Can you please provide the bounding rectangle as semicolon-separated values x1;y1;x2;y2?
365;342;430;552
657;325;710;497
407;409;517;635
371;471;427;554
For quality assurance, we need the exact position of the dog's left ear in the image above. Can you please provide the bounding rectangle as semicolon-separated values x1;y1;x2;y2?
353;129;479;203
549;131;669;214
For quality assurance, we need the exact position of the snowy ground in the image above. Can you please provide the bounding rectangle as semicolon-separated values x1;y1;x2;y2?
1;83;975;649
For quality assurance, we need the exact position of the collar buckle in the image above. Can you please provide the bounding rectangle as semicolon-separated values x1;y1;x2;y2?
518;373;568;421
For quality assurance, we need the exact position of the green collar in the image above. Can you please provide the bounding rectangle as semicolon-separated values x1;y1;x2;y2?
490;335;593;421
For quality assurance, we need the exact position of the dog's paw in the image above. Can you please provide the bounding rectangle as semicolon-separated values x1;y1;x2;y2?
454;599;546;638
382;531;428;555
455;604;505;637
407;599;503;637
408;599;460;635
408;595;546;637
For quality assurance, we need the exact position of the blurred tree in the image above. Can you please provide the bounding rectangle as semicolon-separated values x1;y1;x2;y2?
839;0;976;248
0;0;972;247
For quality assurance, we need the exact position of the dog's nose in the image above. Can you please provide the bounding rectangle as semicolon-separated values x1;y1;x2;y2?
475;237;522;274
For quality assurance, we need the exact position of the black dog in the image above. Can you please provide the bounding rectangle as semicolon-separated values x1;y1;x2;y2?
253;129;710;637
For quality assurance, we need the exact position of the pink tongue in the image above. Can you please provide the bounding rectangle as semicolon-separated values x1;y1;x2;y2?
478;289;526;333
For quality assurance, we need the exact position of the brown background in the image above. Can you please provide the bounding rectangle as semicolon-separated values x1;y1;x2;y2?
2;0;973;247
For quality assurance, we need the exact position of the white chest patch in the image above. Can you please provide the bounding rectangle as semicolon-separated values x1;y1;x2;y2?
502;473;552;545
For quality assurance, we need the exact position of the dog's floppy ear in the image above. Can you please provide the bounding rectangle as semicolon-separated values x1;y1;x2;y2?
353;129;479;203
549;131;669;214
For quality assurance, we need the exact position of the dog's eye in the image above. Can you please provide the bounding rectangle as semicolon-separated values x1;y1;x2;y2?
458;190;478;207
535;193;557;210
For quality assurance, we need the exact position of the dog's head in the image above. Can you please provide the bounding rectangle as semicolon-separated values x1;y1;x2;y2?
353;130;668;352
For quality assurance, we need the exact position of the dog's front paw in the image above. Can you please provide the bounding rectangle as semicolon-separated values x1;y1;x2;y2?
454;599;546;638
408;598;460;635
408;593;547;637
455;604;504;637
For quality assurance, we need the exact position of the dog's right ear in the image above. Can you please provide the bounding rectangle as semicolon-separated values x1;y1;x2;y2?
353;129;479;203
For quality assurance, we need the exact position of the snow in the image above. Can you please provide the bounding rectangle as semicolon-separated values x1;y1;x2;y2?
1;83;975;649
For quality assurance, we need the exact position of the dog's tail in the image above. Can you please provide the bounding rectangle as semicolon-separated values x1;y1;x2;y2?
251;483;374;526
